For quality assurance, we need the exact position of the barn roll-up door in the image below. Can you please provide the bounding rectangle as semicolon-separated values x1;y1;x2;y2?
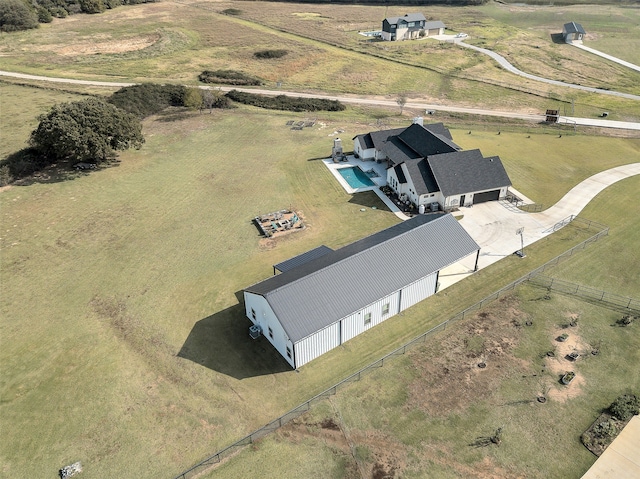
473;190;500;204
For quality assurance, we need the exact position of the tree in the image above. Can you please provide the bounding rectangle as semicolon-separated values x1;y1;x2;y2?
183;87;203;111
30;98;144;164
396;94;407;115
0;0;38;32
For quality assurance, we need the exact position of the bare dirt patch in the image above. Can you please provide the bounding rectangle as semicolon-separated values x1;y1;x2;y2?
545;324;589;403
32;34;160;56
406;295;529;416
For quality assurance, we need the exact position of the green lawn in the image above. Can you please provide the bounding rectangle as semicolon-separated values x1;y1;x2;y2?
1;83;639;478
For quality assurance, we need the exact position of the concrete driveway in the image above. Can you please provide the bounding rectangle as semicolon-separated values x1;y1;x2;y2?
438;163;640;289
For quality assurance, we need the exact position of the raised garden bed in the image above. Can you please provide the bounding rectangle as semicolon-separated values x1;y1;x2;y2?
561;371;575;385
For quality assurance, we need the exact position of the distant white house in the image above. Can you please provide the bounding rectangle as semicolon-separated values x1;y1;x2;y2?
353;121;512;211
381;13;445;41
243;214;480;368
562;22;586;43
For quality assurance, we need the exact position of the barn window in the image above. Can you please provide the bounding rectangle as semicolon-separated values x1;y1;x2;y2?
364;312;372;325
382;303;390;315
251;308;256;320
268;327;273;338
286;347;292;358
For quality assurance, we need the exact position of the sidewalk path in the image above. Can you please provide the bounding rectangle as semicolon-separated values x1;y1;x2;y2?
571;43;640;73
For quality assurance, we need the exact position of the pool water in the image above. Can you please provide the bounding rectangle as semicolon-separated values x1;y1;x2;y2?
338;167;376;189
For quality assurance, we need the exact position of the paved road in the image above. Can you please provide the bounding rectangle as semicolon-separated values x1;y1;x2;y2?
571;43;640;74
456;42;640;102
2;70;639;130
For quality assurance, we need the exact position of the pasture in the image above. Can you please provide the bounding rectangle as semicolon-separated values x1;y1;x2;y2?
1;80;639;478
0;2;639;120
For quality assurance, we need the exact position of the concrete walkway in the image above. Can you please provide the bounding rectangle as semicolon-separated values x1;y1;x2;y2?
581;415;640;479
571;43;640;73
456;42;640;102
438;163;640;289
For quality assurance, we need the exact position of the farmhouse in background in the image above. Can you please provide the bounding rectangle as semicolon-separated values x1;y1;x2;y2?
381;13;445;41
353;121;512;211
243;214;480;368
562;22;586;43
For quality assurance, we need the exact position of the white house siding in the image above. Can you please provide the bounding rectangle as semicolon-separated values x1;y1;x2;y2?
244;292;295;368
399;273;438;311
355;143;376;161
418;192;443;208
341;291;401;342
294;322;341;368
445;186;509;209
381;31;392;41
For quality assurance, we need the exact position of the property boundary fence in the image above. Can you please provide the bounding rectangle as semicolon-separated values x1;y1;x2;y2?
527;274;640;314
172;216;609;479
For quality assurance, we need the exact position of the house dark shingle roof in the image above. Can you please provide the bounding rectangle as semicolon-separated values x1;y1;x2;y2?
245;214;480;342
404;158;438;195
397;123;458;158
384;13;426;26
424;21;446;30
563;22;586;34
428;149;511;197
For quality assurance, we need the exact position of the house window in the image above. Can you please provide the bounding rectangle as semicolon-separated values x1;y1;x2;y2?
382;303;390;315
286;347;292;358
364;312;372;325
251;308;256;320
268;327;273;339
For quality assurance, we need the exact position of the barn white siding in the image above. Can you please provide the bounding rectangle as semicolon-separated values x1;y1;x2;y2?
399;273;438;311
244;292;295;368
294;322;341;368
341;291;401;342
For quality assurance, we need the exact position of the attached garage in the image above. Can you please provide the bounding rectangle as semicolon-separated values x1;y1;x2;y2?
243;214;480;368
473;190;501;204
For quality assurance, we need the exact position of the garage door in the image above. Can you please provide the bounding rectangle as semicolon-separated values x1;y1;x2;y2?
473;190;500;204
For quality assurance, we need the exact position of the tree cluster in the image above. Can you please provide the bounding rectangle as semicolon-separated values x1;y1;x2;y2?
0;0;156;32
29;98;144;163
254;49;288;60
225;90;345;112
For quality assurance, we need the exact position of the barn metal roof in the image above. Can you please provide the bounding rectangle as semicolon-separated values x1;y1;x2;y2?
427;149;512;197
245;214;480;343
274;245;333;273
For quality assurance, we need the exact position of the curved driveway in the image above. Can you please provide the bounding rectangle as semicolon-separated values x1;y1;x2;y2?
459;162;640;270
438;162;640;288
457;42;640;102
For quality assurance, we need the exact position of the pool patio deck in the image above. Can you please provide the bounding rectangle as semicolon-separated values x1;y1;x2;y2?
323;157;410;220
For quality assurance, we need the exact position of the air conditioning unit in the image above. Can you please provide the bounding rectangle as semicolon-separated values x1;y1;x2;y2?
249;324;262;339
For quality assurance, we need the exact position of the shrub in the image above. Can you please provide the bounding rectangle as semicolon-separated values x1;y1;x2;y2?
221;8;241;15
225;90;345;112
108;83;188;118
609;394;640;421
198;70;262;86
254;49;288;60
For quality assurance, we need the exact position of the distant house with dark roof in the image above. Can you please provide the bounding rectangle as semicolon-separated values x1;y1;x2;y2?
562;22;586;43
381;13;445;41
243;214;480;368
353;121;512;211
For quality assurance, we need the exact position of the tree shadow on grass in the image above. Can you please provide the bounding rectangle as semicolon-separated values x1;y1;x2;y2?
178;303;292;379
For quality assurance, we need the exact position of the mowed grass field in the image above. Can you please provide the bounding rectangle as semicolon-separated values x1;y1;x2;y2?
0;2;639;120
1;83;639;478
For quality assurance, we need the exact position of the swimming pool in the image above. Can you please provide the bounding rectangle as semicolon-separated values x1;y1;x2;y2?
337;167;376;189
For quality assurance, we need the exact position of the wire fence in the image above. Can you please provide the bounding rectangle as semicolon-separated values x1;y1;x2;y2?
172;216;609;479
527;275;640;314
